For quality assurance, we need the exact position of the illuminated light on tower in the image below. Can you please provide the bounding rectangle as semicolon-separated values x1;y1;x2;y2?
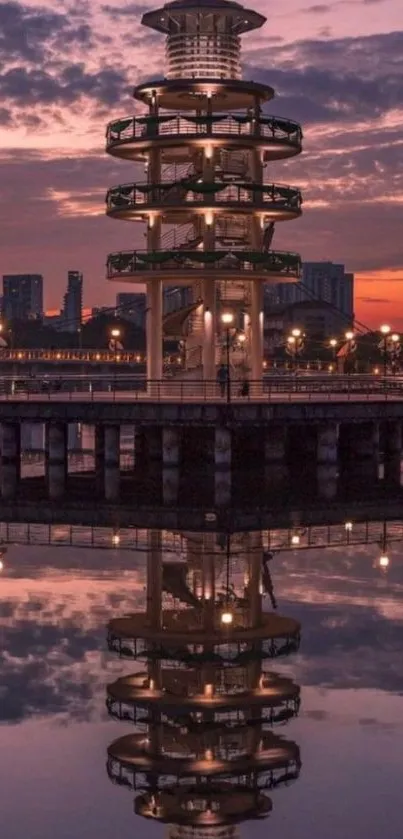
105;0;303;388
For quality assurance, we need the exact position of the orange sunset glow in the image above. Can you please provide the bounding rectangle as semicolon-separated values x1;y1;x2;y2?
0;0;402;326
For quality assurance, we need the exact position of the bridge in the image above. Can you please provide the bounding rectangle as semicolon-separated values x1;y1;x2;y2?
0;374;401;507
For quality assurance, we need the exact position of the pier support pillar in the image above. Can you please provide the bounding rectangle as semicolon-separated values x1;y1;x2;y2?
215;427;231;506
104;424;120;502
341;421;379;483
146;426;162;464
264;424;288;484
46;421;67;500
1;422;20;500
134;426;147;469
317;422;338;500
384;421;402;485
94;425;105;495
162;427;180;505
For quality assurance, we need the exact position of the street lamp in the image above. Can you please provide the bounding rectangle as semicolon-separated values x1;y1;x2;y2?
286;328;304;370
379;326;400;376
329;338;337;362
344;330;355;374
220;311;234;402
380;324;391;377
109;327;122;394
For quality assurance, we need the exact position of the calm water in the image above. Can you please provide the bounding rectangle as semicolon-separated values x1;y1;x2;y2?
1;535;403;839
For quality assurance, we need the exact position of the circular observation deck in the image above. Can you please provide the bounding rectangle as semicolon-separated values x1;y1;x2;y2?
107;249;301;284
106;182;302;223
106;670;301;719
106;114;302;163
134;785;272;824
107;730;301;783
107;610;301;656
134;79;273;111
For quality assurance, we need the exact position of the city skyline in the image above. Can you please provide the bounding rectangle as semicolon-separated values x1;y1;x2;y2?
0;0;402;327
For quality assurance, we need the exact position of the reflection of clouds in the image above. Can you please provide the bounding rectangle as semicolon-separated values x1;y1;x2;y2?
1;541;403;723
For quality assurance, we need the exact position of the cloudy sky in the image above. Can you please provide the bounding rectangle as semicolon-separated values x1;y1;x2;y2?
1;0;402;326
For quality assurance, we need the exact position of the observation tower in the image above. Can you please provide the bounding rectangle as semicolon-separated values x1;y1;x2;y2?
105;0;303;385
106;530;302;831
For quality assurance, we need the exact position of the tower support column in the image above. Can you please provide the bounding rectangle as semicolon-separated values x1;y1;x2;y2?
202;277;216;383
146;530;163;629
146;279;163;387
250;280;264;383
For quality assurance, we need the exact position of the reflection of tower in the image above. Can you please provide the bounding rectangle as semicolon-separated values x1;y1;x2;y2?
106;0;303;384
106;530;302;832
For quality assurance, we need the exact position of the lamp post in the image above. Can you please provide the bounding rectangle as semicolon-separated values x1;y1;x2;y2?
221;311;234;403
109;327;122;394
344;330;355;374
379;325;400;376
380;324;391;377
329;338;337;361
286;328;304;371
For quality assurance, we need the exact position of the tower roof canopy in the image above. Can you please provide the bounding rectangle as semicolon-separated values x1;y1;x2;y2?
142;0;266;34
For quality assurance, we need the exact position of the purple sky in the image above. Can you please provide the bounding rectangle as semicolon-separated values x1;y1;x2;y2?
1;0;402;325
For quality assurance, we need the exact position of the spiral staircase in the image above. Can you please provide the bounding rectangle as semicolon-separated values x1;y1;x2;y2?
105;0;303;386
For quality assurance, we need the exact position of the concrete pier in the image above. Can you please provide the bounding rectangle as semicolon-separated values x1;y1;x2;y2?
215;426;231;506
1;422;20;500
46;421;67;500
104;424;120;502
316;422;338;500
264;425;288;484
383;420;402;485
94;424;105;495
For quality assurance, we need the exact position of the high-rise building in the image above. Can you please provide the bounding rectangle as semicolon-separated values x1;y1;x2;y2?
2;274;43;321
302;262;354;320
61;271;83;332
116;292;146;327
266;262;354;323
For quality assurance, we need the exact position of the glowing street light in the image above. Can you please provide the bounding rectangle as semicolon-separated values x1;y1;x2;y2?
221;610;233;625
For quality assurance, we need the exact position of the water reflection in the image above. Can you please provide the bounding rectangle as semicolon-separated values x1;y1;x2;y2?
1;521;403;839
106;532;301;831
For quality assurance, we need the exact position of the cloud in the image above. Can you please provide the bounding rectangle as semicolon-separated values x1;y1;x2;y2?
101;2;151;17
357;297;392;304
303;4;330;12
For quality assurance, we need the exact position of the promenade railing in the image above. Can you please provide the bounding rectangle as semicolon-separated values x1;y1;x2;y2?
0;375;402;402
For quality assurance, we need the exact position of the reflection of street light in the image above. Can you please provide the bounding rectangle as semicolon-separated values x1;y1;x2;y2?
377;521;390;572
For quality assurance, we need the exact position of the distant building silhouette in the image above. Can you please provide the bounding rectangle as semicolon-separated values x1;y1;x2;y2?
61;271;83;332
2;274;43;321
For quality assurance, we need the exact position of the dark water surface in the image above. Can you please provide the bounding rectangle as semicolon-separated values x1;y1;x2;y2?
1;536;403;839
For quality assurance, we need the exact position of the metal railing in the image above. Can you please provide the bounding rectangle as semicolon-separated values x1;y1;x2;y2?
0;519;402;550
106;113;302;149
0;375;402;402
106;182;302;214
106;249;302;279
